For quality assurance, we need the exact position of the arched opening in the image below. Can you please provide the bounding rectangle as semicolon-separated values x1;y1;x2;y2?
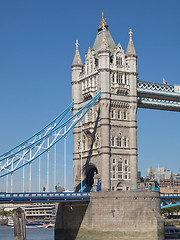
86;167;98;187
76;165;101;192
117;181;123;191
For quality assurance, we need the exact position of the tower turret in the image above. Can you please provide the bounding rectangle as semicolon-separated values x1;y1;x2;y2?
125;29;138;189
125;29;137;73
71;40;83;104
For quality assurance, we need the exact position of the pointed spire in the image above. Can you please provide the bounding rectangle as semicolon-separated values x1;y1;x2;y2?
72;40;83;67
126;28;137;57
98;30;109;52
99;12;107;29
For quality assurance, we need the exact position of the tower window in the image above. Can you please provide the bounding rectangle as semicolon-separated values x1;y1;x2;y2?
117;110;120;119
124;137;127;148
112;137;115;147
117;137;121;147
118;174;122;179
124;111;127;120
111;110;114;118
116;57;122;66
112;74;115;83
117;74;123;84
118;162;122;172
112;158;116;164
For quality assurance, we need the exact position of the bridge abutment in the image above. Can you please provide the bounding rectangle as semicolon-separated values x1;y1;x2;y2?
55;191;164;240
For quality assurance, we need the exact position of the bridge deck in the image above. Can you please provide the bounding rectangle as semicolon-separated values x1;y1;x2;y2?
0;192;90;203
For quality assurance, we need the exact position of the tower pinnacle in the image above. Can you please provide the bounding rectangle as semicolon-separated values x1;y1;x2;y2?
72;40;83;67
99;12;107;30
75;40;79;50
129;28;133;40
126;28;137;57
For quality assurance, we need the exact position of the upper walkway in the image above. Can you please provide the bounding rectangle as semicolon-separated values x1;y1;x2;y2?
137;80;180;111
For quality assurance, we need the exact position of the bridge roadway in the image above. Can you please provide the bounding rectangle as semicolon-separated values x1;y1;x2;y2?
0;192;90;203
0;192;179;209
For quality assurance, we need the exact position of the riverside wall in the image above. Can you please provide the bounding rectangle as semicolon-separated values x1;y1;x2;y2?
55;191;164;240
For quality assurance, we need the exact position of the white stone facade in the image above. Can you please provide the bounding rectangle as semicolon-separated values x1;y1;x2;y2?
72;17;138;191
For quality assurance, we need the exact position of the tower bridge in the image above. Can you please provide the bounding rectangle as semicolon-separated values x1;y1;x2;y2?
0;14;179;240
71;14;180;193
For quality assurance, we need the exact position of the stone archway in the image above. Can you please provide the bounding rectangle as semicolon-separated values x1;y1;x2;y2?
85;164;101;192
117;181;123;191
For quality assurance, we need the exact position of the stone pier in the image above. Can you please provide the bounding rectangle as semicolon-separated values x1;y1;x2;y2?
55;191;164;240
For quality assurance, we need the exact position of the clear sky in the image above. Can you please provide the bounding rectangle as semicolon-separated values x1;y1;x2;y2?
0;0;179;192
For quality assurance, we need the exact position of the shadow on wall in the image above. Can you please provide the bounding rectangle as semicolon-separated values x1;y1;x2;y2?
55;201;89;240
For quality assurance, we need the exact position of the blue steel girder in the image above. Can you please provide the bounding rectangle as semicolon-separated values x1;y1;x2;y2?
160;194;180;209
0;91;101;178
137;81;180;111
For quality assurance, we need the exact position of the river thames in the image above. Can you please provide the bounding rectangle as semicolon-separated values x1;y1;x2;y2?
0;226;54;239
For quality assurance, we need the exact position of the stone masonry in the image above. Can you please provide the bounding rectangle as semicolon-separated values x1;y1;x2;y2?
55;191;164;240
72;14;138;191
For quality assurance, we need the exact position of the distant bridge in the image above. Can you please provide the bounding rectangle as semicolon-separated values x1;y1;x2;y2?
160;193;180;209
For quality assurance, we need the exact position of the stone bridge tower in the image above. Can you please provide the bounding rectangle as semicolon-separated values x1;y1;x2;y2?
72;14;138;191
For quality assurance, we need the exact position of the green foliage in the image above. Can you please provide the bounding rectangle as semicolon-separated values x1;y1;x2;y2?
0;209;13;219
161;205;180;215
13;207;22;214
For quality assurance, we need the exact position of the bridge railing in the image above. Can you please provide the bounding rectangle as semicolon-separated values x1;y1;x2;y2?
137;80;180;96
131;187;160;192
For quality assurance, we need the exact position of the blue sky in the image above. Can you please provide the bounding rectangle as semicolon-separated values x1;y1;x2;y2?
0;0;179;192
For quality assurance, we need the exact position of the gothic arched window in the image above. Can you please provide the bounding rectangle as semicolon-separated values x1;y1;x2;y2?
112;73;115;83
124;137;127;148
117;137;121;147
111;136;115;147
117;73;122;84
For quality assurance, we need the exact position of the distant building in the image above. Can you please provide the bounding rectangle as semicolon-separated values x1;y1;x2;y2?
25;203;55;223
138;177;158;190
160;187;180;194
147;167;180;188
137;171;141;180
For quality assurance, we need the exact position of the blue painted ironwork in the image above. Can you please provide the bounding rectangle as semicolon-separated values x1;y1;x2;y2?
0;192;90;203
137;80;180;110
161;194;180;209
137;97;180;110
131;187;160;192
0;91;101;178
137;80;180;97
